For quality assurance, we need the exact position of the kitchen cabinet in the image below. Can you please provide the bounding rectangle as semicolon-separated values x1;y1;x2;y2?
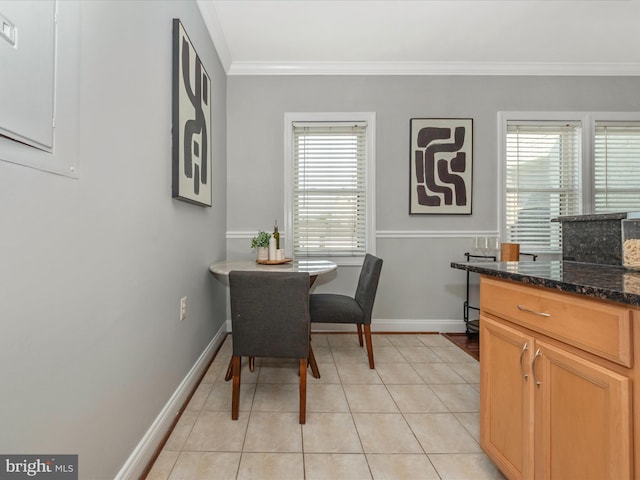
481;317;534;479
480;276;634;480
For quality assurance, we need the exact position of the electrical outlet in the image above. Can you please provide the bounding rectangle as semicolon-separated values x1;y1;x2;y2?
180;296;187;321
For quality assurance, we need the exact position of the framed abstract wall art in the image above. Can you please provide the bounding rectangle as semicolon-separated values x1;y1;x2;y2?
172;19;212;207
409;118;473;215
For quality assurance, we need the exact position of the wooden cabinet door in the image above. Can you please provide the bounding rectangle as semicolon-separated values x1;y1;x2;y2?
534;340;632;480
481;315;535;480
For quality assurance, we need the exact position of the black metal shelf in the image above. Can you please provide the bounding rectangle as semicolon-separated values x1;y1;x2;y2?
461;251;538;336
463;252;496;336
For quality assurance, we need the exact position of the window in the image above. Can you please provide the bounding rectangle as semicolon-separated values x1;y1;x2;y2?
284;113;376;263
500;112;640;253
594;122;640;213
504;121;581;252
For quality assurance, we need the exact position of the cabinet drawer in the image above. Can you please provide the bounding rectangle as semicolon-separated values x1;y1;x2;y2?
480;277;632;367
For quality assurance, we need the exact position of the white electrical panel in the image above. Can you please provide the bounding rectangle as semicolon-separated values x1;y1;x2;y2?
0;1;56;152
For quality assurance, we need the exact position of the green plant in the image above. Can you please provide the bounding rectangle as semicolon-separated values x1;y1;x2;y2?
250;230;271;249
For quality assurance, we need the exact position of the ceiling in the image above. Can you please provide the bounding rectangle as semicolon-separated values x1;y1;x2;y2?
196;0;640;76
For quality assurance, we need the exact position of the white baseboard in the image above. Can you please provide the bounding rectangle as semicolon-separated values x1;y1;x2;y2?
115;324;228;480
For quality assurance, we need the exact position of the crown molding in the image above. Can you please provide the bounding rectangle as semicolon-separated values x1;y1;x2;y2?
226;61;640;77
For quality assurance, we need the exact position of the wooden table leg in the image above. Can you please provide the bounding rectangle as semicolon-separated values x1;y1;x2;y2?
308;341;321;379
308;275;321;378
225;356;255;381
225;357;233;381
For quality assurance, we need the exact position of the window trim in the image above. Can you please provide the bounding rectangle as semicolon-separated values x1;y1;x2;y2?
284;112;376;266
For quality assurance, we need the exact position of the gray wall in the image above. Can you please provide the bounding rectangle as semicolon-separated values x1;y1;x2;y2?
0;1;227;478
227;75;640;328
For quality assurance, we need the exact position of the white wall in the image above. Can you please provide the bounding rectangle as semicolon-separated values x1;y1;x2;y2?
226;75;640;330
0;1;227;478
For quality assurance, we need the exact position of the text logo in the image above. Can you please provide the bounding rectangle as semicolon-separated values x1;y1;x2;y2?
0;455;77;480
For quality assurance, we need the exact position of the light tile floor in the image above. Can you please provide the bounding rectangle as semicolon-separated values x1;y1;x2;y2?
146;333;506;480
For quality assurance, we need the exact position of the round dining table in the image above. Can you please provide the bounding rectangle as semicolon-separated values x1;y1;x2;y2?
209;258;337;379
209;258;337;286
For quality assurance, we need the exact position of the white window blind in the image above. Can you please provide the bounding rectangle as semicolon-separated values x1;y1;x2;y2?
594;121;640;213
292;122;367;257
505;121;581;252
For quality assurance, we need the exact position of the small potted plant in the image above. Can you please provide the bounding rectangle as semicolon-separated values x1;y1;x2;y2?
251;230;271;261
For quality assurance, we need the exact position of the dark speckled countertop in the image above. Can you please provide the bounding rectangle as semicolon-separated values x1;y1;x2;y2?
450;260;640;307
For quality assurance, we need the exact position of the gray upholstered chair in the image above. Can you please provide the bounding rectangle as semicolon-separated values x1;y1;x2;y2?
229;270;310;424
309;254;383;369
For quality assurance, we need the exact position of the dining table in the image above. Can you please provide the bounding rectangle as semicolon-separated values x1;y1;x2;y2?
209;258;337;286
209;257;338;379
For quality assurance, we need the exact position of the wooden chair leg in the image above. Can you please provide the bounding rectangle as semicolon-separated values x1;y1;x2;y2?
364;324;374;369
231;356;241;420
356;324;364;347
299;358;307;424
249;357;255;372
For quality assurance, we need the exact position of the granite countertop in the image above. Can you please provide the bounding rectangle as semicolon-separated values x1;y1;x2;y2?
450;260;640;307
552;212;630;223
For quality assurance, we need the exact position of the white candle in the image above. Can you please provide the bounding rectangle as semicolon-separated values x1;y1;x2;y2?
268;236;277;260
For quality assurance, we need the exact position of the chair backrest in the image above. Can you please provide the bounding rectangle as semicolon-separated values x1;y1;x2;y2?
229;271;310;359
354;254;383;323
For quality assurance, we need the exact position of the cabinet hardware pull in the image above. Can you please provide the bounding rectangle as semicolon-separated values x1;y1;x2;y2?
517;305;551;317
531;348;541;386
519;342;529;380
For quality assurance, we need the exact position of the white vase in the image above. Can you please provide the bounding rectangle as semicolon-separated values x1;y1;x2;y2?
256;247;269;261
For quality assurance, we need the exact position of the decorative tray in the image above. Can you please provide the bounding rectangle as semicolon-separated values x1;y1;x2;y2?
256;258;292;265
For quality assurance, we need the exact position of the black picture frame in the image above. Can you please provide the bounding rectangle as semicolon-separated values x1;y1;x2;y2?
409;118;473;215
172;19;212;207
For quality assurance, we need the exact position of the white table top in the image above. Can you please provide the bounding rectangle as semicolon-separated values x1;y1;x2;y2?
209;258;337;277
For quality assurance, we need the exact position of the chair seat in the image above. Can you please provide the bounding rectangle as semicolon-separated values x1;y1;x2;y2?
310;294;365;324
